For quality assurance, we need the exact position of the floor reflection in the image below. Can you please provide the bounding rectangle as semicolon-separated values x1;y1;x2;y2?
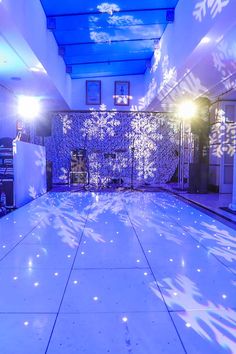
0;190;236;353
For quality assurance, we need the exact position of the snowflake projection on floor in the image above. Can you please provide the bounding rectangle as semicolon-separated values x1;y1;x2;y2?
150;275;236;352
32;192;106;247
126;193;185;245
193;0;230;22
210;109;236;157
35;146;46;175
81;104;119;141
186;221;236;268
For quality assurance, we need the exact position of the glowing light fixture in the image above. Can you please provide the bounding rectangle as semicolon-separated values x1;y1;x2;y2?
177;100;197;120
29;63;47;74
18;96;40;120
201;36;211;44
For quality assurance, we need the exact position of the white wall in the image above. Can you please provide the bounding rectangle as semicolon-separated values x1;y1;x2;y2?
13;141;46;207
71;75;145;111
0;85;17;138
1;0;71;108
143;0;236;110
209;97;236;193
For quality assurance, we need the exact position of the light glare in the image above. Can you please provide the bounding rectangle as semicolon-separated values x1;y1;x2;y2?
178;100;197;120
18;96;40;120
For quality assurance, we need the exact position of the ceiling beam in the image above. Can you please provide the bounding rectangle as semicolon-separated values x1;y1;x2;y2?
47;7;175;18
71;72;145;79
68;58;150;65
47;21;168;31
59;37;160;47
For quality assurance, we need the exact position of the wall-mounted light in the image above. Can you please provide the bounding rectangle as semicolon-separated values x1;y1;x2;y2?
18;96;40;121
29;63;47;74
177;100;197;120
201;36;211;44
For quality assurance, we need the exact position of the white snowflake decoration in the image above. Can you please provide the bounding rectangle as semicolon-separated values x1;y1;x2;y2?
150;42;161;73
210;118;236;157
81;104;119;140
35;147;46;175
137;159;157;180
150;275;236;352
159;71;208;111
212;40;236;91
193;0;230;22
59;167;69;182
143;78;157;108
128;114;165;180
110;155;128;172
97;3;120;15
158;55;177;94
60;114;72;134
186;221;236;264
28;185;37;199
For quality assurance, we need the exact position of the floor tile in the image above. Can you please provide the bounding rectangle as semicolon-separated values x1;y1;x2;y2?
171;309;236;354
149;265;236;312
61;269;166;313
74;239;148;269
1;190;236;353
47;312;185;354
0;267;69;312
0;313;55;354
0;243;77;269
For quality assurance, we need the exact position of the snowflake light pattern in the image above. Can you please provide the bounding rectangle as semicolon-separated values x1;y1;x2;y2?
212;39;236;91
59;167;69;183
35;147;46;175
193;0;230;22
150;41;162;73
81;104;119;140
60;114;72;134
127;113;178;182
45;110;178;186
210;110;236;157
150;275;236;352
28;186;37;199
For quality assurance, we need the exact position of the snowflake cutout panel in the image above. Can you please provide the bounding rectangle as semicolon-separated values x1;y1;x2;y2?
44;109;179;187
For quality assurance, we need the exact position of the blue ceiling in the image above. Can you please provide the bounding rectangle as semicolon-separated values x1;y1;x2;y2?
40;1;179;78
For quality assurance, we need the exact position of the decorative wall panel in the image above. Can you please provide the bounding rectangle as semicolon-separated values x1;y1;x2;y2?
44;107;179;188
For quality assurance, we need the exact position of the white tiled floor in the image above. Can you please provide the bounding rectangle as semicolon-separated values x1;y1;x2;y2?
0;191;236;353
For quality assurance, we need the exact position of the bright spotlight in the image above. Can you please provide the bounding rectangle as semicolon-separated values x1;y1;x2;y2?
18;96;40;120
178;100;197;120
